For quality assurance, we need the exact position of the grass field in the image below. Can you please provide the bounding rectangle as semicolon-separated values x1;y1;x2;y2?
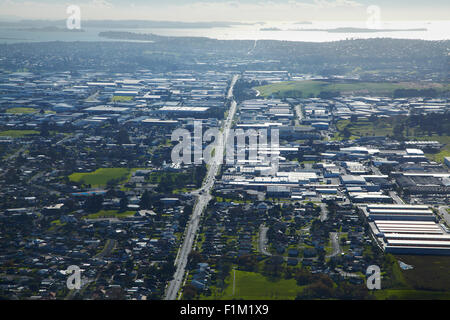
394;255;450;291
0;130;39;138
374;255;450;299
255;80;449;98
375;289;450;300
69;168;133;187
83;210;135;219
206;270;304;300
335;119;395;139
6;107;37;114
112;96;134;102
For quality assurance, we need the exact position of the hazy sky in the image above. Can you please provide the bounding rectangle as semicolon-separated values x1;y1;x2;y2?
0;0;449;21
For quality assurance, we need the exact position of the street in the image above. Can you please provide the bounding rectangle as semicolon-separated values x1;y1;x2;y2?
164;75;239;300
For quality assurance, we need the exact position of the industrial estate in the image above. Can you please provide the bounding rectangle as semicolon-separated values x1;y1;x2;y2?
0;17;449;303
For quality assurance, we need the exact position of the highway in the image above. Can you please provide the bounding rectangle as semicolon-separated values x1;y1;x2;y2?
164;75;239;300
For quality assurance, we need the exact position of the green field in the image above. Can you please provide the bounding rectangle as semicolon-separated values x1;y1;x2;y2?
6;107;37;114
394;255;450;291
375;289;450;300
374;255;450;299
206;270;304;300
255;80;449;98
335;119;395;139
83;210;135;219
0;130;39;138
112;96;134;102
69;168;133;187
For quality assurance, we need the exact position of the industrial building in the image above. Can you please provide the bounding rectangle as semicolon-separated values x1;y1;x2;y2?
364;204;435;221
373;220;450;255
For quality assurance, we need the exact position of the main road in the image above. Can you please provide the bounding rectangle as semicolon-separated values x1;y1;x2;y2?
164;75;239;300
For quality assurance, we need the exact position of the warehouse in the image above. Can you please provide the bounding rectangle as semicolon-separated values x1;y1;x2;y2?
384;239;450;255
374;220;443;235
371;220;450;255
341;175;366;185
84;106;130;113
349;192;392;203
159;106;209;113
367;207;434;221
362;204;436;221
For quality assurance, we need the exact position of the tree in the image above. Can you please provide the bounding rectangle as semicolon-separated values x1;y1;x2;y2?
40;121;50;137
342;126;351;139
117;128;131;145
83;195;103;213
393;123;404;140
236;254;258;272
119;197;128;212
139;190;153;209
187;251;204;269
183;285;198;300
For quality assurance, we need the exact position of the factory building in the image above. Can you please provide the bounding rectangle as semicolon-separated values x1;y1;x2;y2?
368;208;450;255
365;204;435;221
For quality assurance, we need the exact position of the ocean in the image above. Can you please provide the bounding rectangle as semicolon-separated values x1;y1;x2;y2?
0;20;448;44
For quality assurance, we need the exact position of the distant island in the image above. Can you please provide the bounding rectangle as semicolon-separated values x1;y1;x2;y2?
19;26;85;32
98;31;169;41
260;27;282;31
0;19;251;29
290;27;428;33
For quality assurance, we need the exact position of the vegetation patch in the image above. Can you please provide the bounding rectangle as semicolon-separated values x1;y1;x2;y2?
217;270;303;300
255;80;449;98
69;168;132;187
83;210;135;219
111;96;134;102
6;107;38;114
0;130;39;138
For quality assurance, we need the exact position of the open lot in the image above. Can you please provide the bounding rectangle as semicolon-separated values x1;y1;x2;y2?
208;270;304;300
69;168;133;187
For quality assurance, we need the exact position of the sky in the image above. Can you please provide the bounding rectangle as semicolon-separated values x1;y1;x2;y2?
0;0;449;22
